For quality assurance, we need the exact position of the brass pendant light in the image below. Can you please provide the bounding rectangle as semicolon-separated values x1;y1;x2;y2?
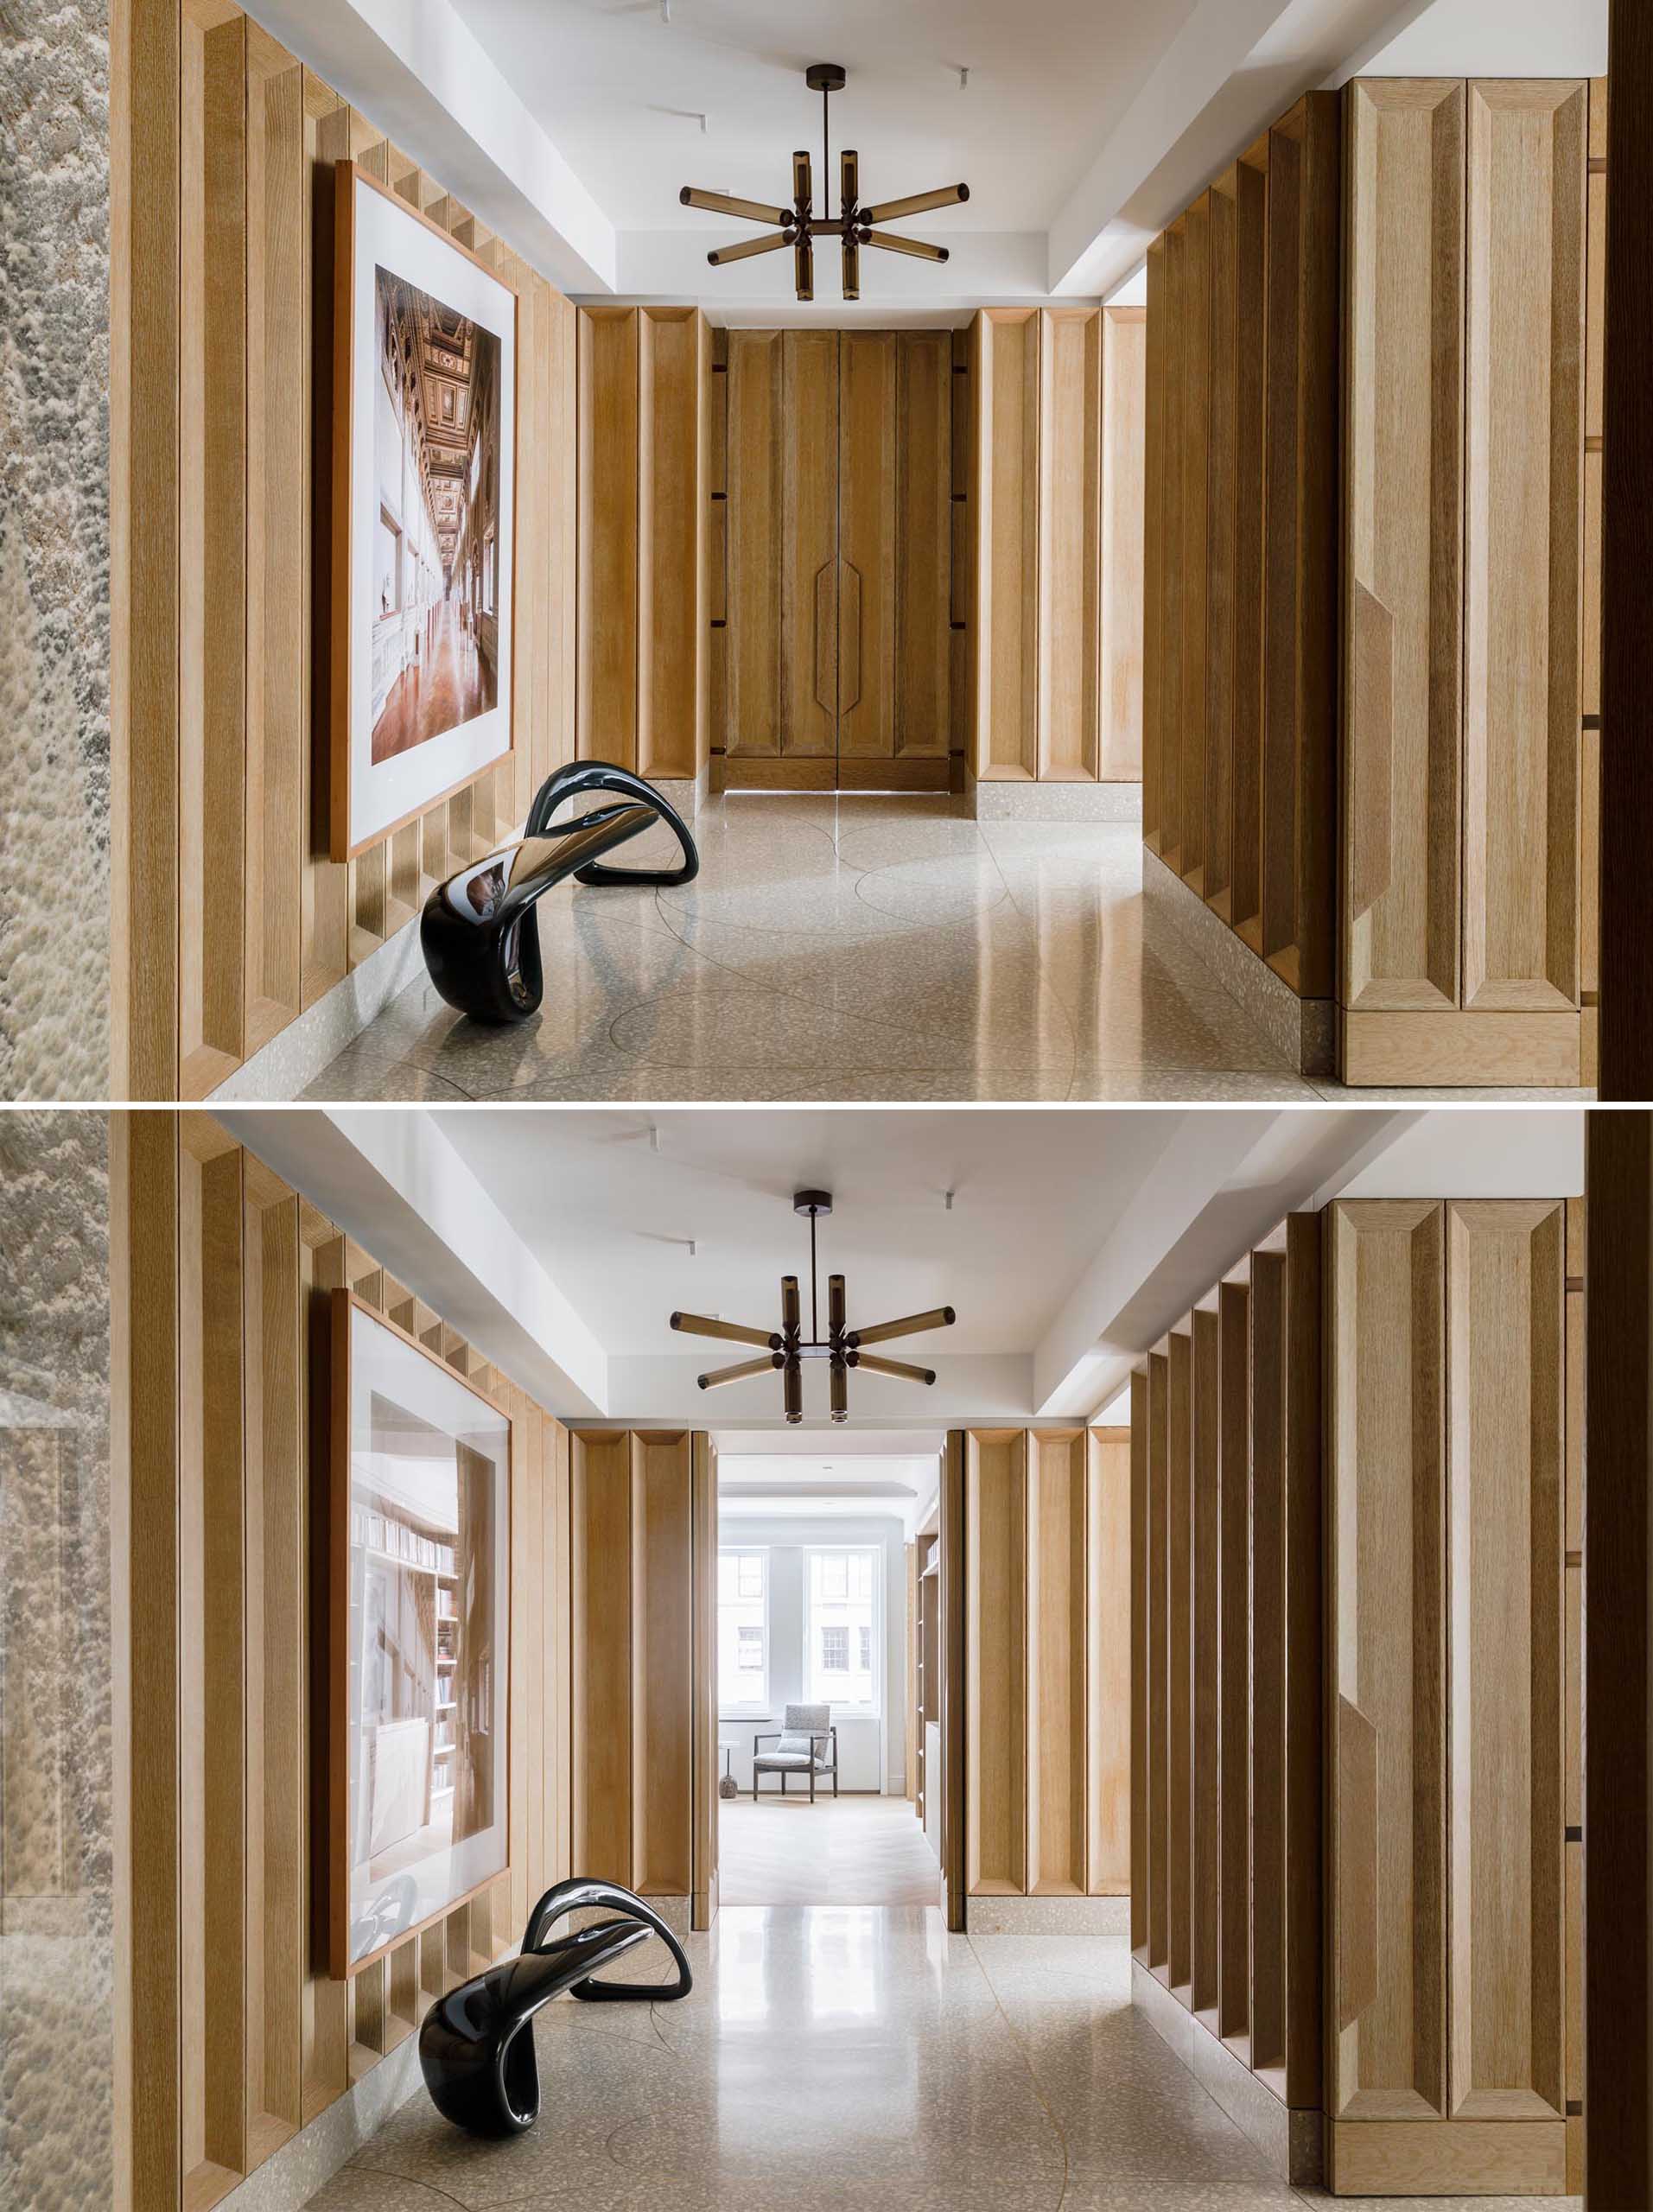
670;1188;956;1423
681;63;968;303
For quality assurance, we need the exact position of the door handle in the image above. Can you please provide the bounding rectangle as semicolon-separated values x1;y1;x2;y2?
839;561;862;718
813;560;836;719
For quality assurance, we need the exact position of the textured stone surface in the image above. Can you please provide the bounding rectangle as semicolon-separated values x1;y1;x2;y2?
0;1112;112;2209
0;0;111;1100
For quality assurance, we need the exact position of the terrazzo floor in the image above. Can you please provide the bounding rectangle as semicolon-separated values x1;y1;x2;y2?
300;1909;1580;2212
302;796;1591;1103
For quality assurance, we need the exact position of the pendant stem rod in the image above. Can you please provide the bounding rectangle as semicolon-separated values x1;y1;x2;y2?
810;1210;818;1340
823;84;830;220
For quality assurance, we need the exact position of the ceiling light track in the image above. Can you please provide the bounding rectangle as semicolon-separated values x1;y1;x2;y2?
682;62;969;303
670;1188;956;1424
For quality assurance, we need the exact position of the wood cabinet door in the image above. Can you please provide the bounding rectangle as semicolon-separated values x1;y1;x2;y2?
1462;80;1586;1014
895;330;952;760
723;329;783;760
1326;1201;1448;2124
1342;79;1466;1014
780;329;840;760
838;329;897;760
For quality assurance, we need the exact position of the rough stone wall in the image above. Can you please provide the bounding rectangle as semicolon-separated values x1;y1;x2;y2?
0;2;111;1100
0;1113;112;2209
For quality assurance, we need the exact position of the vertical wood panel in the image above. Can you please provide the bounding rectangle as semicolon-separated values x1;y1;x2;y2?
1326;1200;1447;2123
1099;307;1146;783
1462;81;1586;1014
1088;1427;1130;1895
965;1431;1027;1892
578;308;639;771
631;1433;693;1896
1179;196;1211;893
298;1212;346;2118
1343;79;1465;1014
245;29;304;1054
1159;221;1186;867
571;1433;633;1885
113;0;183;1099
975;309;1039;779
1037;308;1101;781
178;1127;245;2202
1129;1370;1150;1948
1216;1281;1249;2045
1261;93;1340;1001
1167;1329;1192;1993
1190;1310;1219;2018
839;330;898;760
691;1435;718;1927
1281;1214;1324;2109
1027;1431;1085;1895
1205;175;1238;919
724;329;783;757
1141;241;1166;851
1446;1201;1565;2121
782;329;839;759
637;308;703;783
1249;1250;1286;2075
1147;1350;1170;1974
243;1168;302;2160
895;331;952;760
1230;139;1268;952
179;3;247;1100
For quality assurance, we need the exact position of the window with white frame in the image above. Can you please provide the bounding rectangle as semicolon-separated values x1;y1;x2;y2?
804;1547;880;1714
718;1548;769;1712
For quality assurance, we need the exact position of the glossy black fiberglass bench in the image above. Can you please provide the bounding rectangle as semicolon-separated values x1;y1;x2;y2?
421;761;699;1024
418;1878;693;2137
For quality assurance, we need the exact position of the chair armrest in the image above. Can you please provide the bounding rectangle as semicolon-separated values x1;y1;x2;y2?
753;1732;781;1751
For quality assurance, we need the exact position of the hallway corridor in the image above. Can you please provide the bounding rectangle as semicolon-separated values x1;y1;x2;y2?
298;1910;1579;2211
372;604;497;761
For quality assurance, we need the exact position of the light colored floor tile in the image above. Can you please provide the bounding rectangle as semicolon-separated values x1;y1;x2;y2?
719;1795;940;1907
308;796;1572;1100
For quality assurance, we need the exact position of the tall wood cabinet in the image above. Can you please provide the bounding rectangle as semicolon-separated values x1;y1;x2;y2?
1340;79;1593;1087
1325;1199;1569;2195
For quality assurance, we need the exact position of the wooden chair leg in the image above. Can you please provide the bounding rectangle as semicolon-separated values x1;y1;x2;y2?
810;1765;816;1803
781;1771;786;1796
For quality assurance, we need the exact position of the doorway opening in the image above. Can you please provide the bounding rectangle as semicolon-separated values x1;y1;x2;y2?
711;1439;944;1908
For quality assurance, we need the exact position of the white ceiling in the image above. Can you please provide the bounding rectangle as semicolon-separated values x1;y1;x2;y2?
450;0;1200;232
430;1106;1175;1355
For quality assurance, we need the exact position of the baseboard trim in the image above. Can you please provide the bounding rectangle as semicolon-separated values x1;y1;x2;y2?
969;779;1142;823
969;1893;1128;1935
1141;849;1335;1077
1326;2116;1567;2197
1338;1007;1585;1089
213;2030;428;2212
210;910;429;1103
1131;1959;1323;2187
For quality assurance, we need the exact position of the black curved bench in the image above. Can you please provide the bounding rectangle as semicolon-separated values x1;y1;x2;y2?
418;1878;693;2138
421;761;699;1024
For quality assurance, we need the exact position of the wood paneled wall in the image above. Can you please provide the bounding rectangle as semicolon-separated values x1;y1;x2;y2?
1324;1196;1574;2196
1142;98;1339;1002
576;307;710;783
1134;1196;1580;2195
1339;76;1596;1090
111;0;579;1101
1132;1222;1323;2115
970;305;1146;785
568;1427;717;1926
962;1427;1131;1899
111;1114;573;2212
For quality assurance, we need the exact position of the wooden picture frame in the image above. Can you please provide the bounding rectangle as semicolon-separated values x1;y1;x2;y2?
329;1289;512;1978
331;160;519;861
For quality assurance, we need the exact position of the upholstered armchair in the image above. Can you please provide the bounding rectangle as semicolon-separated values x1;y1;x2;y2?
752;1703;839;1801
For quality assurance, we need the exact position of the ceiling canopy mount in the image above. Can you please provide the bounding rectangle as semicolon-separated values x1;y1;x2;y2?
680;62;970;303
670;1187;957;1425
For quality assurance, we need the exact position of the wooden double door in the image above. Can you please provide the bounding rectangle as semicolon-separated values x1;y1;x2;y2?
719;327;957;791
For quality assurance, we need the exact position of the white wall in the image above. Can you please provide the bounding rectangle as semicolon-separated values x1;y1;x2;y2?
716;1512;907;1797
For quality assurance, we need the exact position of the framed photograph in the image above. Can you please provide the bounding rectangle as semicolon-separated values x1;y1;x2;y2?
332;161;518;861
330;1291;512;1976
